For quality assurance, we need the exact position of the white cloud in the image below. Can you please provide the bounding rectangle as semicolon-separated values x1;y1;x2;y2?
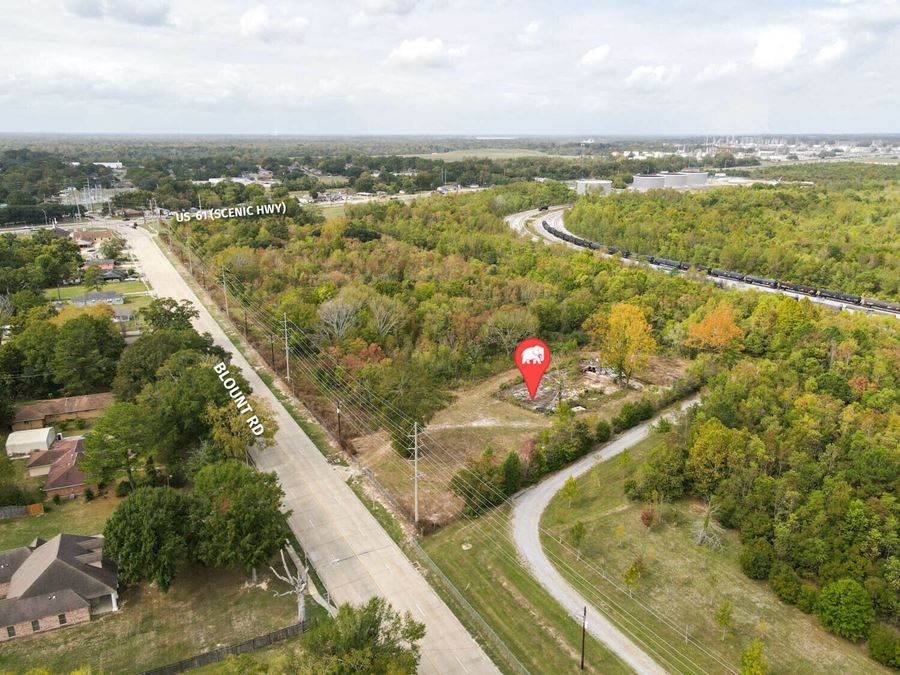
65;0;171;26
517;21;542;49
581;45;611;68
751;25;804;71
694;60;738;83
814;37;848;63
625;64;679;90
387;37;467;67
362;0;418;15
239;6;309;42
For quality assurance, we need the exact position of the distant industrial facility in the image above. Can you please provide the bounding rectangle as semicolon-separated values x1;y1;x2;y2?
575;179;613;195
631;171;708;191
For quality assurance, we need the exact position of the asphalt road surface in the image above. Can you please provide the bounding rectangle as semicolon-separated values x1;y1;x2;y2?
505;206;897;319
111;220;498;675
511;399;699;675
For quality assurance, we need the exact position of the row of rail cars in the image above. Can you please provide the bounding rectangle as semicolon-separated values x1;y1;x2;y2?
541;221;900;315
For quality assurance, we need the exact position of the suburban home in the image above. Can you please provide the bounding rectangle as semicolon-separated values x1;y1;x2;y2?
70;291;124;307
12;393;113;432
71;230;115;247
25;438;80;477
100;269;128;282
0;534;119;642
40;441;91;500
112;306;135;323
4;428;55;459
82;258;116;271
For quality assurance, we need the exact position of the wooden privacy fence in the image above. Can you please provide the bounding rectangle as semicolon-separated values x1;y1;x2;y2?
139;621;309;675
0;506;27;520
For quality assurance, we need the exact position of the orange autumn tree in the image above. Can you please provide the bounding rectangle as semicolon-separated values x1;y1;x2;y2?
584;303;656;385
684;301;744;352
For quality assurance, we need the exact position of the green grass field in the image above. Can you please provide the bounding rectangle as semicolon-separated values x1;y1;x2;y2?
45;280;148;300
0;566;298;673
0;493;122;550
422;507;630;674
316;204;346;220
540;434;889;674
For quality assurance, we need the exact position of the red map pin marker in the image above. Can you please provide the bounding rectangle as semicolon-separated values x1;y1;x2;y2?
515;338;551;401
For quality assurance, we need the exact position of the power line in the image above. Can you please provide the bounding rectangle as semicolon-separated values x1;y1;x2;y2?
168;227;739;674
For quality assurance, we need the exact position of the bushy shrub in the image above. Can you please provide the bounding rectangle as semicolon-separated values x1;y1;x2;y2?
612;398;655;433
52;494;62;506
796;585;818;614
115;480;133;498
595;419;612;443
769;561;801;605
816;578;874;641
868;624;900;668
0;482;42;506
740;538;774;580
84;488;94;502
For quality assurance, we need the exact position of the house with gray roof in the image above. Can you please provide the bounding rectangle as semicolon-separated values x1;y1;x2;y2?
0;534;118;641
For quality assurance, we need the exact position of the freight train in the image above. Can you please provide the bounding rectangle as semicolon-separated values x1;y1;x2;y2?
540;221;900;315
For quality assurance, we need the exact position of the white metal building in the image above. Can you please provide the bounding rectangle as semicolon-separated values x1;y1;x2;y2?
575;179;613;195
5;427;56;459
632;174;666;191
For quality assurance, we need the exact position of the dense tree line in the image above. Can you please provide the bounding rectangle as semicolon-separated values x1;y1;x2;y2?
0;230;82;295
566;182;900;300
0;148;113;204
625;293;899;665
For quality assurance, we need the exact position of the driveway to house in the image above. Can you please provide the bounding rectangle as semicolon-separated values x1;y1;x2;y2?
111;220;498;675
511;398;699;675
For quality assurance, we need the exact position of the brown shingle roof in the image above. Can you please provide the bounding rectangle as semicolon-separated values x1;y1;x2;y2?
26;438;83;470
0;547;32;585
0;588;89;626
6;534;116;601
14;393;113;424
42;444;87;492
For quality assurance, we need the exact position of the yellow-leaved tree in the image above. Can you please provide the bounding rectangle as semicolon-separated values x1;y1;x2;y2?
583;303;656;386
684;301;744;352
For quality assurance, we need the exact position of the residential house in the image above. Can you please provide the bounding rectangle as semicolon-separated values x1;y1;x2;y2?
0;534;118;642
12;393;113;432
70;291;124;307
82;258;116;271
5;428;55;459
40;441;91;499
111;306;135;323
100;269;128;282
71;230;115;248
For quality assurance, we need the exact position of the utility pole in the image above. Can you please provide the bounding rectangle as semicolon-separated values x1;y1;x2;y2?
221;264;229;316
580;606;587;670
412;422;420;527
283;313;291;381
187;235;193;276
336;399;342;439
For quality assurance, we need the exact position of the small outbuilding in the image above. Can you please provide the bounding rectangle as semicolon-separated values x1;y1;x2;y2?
5;428;56;459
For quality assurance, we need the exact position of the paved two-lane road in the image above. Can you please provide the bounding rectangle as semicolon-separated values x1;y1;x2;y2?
113;221;498;675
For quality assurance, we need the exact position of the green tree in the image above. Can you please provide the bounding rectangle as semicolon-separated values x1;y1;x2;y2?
584;303;656;385
622;557;644;597
82;265;104;292
99;237;125;260
714;598;734;641
205;398;277;462
51;314;124;394
82;402;154;487
299;597;426;674
560;476;580;508
192;462;291;576
816;578;874;641
740;639;769;675
112;328;223;401
500;451;522;496
867;624;900;668
138;297;200;332
103;487;193;591
570;520;586;560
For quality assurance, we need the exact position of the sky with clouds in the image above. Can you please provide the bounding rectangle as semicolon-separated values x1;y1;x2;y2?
2;0;899;135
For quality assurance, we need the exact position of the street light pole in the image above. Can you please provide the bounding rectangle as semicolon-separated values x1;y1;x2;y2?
580;606;587;670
